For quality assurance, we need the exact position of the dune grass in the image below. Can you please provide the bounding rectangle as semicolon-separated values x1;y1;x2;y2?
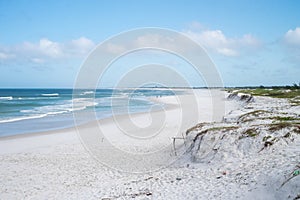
233;88;300;99
272;116;299;121
268;122;300;132
239;128;258;139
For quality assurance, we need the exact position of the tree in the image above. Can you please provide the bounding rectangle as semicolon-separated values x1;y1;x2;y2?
292;83;299;89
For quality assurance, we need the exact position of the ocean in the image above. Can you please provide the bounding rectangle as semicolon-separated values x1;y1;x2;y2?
0;88;179;137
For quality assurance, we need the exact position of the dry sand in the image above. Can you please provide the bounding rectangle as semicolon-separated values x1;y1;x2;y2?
0;89;299;199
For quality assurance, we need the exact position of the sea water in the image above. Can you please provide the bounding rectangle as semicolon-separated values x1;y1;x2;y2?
0;88;179;137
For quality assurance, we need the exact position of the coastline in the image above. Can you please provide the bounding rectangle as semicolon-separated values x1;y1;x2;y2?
2;89;299;199
0;89;234;142
0;87;183;137
0;92;176;140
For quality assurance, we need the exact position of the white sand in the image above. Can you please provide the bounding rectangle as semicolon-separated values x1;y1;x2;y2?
0;89;299;199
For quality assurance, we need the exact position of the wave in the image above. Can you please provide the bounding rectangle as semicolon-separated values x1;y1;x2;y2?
3;109;70;124
0;96;13;100
20;110;32;113
8;98;99;123
0;114;48;123
41;93;59;97
18;97;57;100
0;93;153;124
80;91;94;95
71;98;98;111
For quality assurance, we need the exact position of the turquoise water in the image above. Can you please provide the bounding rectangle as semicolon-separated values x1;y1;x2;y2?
0;88;178;137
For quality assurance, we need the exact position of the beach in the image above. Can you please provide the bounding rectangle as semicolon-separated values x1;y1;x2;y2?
2;1;300;199
0;89;299;199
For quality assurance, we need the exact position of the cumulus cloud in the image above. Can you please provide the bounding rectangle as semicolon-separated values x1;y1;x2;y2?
0;37;95;64
68;37;95;55
184;28;261;56
283;27;300;47
98;28;261;58
21;38;63;58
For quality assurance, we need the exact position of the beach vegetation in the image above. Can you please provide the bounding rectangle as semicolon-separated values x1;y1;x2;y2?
231;88;300;99
283;132;291;138
272;116;299;121
238;110;270;122
239;128;258;139
186;122;210;135
263;135;272;142
206;126;238;132
289;98;300;106
268;122;300;132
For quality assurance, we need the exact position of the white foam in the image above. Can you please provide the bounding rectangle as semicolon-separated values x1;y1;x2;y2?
41;93;59;97
80;91;94;95
71;98;98;111
0;96;13;100
14;98;99;123
0;114;47;123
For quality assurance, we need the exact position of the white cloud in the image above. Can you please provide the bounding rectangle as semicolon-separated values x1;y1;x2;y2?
184;29;261;56
19;39;63;58
39;38;63;58
283;27;300;47
101;29;260;57
71;37;94;49
68;37;95;55
185;30;236;56
0;37;95;64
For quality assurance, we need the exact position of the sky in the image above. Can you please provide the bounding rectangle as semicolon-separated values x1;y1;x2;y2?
0;0;300;88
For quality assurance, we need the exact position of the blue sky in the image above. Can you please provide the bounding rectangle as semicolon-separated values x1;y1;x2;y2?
0;0;300;87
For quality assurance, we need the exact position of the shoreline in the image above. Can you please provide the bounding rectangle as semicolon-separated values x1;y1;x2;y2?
0;87;187;138
0;91;183;141
0;89;236;158
0;89;231;141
